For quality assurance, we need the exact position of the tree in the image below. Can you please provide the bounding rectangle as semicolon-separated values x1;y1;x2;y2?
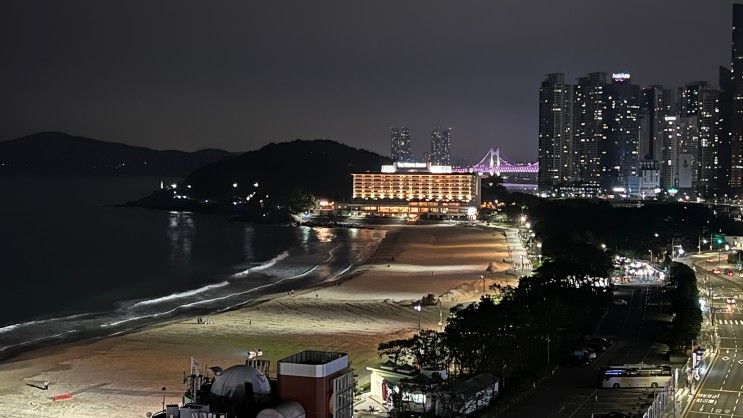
287;188;316;213
378;338;416;366
667;262;702;350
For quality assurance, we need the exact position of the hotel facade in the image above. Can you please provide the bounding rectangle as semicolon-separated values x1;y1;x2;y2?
347;162;481;220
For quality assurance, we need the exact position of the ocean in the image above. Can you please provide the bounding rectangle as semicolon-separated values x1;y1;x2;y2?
0;177;385;359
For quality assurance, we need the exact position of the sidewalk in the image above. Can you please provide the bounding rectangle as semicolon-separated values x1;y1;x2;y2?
488;224;533;276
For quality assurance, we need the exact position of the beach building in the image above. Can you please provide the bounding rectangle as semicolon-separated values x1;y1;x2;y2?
154;350;352;418
277;350;354;418
348;162;481;220
366;361;498;417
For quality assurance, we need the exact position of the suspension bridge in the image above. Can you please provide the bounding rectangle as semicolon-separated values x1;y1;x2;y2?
455;148;539;176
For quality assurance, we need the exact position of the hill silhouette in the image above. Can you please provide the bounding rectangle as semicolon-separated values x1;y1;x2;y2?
0;132;231;177
182;139;391;202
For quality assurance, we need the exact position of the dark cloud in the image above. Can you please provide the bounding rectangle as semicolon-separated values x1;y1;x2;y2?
0;0;729;162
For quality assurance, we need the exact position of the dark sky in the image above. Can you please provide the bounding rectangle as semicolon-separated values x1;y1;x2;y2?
0;1;730;162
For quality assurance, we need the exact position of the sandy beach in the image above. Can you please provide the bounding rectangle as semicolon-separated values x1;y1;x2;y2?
0;224;517;417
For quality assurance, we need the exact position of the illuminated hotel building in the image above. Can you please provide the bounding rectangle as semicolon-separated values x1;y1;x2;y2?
350;162;481;219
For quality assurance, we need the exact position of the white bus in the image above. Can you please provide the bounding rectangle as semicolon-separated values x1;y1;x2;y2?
598;364;672;388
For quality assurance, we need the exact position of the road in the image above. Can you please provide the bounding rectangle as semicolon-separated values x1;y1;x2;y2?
685;254;743;417
502;285;669;417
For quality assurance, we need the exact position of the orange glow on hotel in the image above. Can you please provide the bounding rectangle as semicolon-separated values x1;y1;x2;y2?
349;162;481;220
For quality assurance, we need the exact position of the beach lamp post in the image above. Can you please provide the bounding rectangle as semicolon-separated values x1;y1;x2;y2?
480;274;486;294
161;387;166;411
536;242;542;264
413;304;422;333
438;301;444;331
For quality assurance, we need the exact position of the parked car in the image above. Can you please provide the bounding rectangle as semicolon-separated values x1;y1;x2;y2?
585;342;606;354
725;268;734;277
568;346;597;365
727;297;737;304
595;336;615;345
590;337;614;349
713;268;722;274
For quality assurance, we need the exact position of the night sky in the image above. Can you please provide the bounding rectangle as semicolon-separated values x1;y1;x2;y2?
0;1;730;162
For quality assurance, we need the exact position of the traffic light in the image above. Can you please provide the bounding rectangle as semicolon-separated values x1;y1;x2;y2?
713;234;725;248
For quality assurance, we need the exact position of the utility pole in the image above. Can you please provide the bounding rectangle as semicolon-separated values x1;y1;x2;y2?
414;304;422;333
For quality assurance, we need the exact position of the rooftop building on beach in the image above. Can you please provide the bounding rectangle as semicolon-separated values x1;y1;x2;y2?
153;350;352;418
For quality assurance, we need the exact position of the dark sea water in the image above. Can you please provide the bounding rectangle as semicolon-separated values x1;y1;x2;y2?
0;177;385;359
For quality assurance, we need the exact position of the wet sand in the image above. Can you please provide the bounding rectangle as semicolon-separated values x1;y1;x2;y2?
0;224;517;417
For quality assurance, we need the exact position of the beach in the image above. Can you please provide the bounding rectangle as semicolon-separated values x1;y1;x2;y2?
0;224;517;417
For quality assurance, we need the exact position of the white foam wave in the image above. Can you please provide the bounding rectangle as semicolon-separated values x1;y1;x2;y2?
179;265;320;309
0;324;21;334
6;330;78;350
232;251;290;278
131;281;230;308
325;264;354;282
0;313;92;335
324;245;342;263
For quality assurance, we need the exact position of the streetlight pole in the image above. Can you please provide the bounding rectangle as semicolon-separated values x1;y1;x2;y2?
481;275;486;294
546;335;551;366
414;304;422;333
161;387;166;412
699;236;702;254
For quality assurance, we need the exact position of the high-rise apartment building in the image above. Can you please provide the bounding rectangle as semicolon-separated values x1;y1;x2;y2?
720;66;733;193
641;86;677;162
660;115;698;192
538;68;728;197
430;127;452;165
679;82;720;195
602;73;641;189
390;126;413;162
573;72;606;184
538;73;575;189
730;4;743;189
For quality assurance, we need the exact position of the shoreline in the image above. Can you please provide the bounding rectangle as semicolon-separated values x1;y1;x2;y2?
0;224;516;418
0;224;390;364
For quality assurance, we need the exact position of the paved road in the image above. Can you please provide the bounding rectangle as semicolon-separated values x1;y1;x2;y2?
686;255;743;417
503;285;668;417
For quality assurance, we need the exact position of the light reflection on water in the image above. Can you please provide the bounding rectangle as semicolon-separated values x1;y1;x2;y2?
168;211;194;264
314;227;335;243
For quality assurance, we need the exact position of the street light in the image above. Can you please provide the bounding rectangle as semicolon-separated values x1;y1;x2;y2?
699;237;708;254
536;242;543;264
161;387;167;412
413;304;422;333
520;215;527;223
600;243;607;251
480;275;486;294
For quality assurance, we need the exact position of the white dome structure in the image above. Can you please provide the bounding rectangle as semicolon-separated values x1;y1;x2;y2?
256;400;306;418
210;365;271;400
